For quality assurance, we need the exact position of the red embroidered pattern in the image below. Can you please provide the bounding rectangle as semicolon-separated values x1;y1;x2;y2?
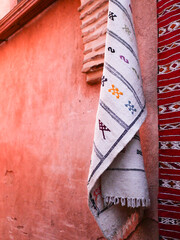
159;21;180;37
158;40;180;53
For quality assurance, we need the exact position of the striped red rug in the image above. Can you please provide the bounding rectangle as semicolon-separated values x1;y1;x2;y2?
157;0;180;239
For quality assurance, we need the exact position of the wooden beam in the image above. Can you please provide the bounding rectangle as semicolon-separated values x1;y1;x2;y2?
0;0;57;44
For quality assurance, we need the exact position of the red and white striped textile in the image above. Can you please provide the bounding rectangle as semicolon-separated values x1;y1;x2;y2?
157;0;180;239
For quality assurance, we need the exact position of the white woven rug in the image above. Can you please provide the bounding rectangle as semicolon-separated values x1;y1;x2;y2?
87;0;150;239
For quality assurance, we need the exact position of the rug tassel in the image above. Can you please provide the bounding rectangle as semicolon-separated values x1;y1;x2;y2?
121;197;126;206
103;196;150;208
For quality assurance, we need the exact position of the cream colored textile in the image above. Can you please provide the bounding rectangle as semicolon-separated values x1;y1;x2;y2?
87;0;150;239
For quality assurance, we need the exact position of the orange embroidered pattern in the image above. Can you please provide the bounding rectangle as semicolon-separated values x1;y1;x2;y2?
108;84;123;99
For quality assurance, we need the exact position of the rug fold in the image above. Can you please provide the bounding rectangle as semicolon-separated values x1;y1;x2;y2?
87;0;150;239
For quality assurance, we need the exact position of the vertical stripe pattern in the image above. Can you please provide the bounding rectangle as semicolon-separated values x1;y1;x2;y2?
157;0;180;239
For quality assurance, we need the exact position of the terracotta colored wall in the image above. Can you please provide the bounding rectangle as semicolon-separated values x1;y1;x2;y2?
0;0;158;239
129;0;158;238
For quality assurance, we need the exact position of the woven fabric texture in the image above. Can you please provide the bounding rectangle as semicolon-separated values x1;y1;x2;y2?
87;0;150;239
157;0;180;239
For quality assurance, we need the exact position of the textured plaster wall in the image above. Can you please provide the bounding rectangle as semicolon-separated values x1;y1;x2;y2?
0;0;158;239
132;0;158;238
0;0;103;239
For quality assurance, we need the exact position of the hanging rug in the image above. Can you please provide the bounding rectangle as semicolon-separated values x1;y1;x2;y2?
157;0;180;239
87;0;150;239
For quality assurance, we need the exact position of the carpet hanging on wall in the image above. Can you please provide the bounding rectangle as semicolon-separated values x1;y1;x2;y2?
87;0;150;239
157;0;180;239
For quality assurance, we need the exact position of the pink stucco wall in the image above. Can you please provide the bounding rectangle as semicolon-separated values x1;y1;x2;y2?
0;0;158;239
130;0;158;238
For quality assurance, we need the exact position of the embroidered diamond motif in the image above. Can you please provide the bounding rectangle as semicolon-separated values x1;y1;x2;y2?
158;105;166;114
160;179;180;190
159;122;180;130
159;141;180;150
159;217;180;226
168;21;180;31
158;83;180;93
159;40;180;53
169;60;180;71
169;103;180;112
108;85;123;99
159;27;166;36
159;66;167;74
158;199;180;207
169;181;176;188
125;101;137;114
158;3;180;18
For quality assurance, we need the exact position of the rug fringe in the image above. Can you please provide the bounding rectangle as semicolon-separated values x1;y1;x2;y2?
104;196;150;208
